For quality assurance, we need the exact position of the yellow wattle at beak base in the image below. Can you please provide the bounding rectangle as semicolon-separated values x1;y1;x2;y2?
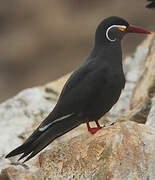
118;27;126;31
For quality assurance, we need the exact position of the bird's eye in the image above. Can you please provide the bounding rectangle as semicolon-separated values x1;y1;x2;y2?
106;25;126;42
117;26;126;32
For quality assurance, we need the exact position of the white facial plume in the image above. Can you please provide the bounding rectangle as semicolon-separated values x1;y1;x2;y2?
106;25;126;42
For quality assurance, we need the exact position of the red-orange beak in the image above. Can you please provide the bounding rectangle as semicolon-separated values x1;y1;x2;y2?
127;25;151;34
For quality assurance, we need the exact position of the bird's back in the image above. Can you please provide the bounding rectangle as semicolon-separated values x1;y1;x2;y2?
51;42;125;122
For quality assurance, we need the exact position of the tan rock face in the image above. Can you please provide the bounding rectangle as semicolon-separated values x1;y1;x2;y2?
130;36;155;107
39;121;154;180
0;35;155;179
121;35;155;125
0;166;41;180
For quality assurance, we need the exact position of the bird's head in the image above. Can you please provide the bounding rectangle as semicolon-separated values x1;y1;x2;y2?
95;16;151;46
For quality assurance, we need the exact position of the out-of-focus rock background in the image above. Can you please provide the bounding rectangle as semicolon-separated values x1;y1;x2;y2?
0;0;155;102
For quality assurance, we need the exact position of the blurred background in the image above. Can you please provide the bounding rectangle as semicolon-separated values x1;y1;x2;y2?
0;0;154;102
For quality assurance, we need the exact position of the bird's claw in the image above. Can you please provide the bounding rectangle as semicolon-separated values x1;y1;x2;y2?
100;125;105;128
88;127;101;134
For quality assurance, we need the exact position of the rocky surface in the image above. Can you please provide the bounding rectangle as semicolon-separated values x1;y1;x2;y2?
39;121;154;180
0;35;155;179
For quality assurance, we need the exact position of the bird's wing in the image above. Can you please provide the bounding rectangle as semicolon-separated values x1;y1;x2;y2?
6;59;107;162
6;113;82;162
59;60;95;99
40;59;106;128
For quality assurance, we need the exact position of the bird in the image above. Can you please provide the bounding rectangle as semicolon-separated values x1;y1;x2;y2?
146;0;155;8
6;16;151;162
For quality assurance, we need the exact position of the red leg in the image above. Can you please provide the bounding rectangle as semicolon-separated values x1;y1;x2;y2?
85;117;101;134
95;120;105;128
95;120;102;128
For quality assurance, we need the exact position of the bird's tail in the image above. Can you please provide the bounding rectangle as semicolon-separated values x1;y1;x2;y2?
6;114;82;162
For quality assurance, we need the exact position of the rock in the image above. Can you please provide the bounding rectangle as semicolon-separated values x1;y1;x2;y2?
0;87;57;155
125;97;152;123
105;35;155;124
146;97;155;129
39;121;155;180
45;73;71;97
0;34;155;179
128;35;155;121
118;35;155;124
0;87;58;178
0;165;41;180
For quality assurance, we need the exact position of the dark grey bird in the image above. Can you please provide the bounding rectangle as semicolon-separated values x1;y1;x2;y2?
146;0;155;8
6;16;151;162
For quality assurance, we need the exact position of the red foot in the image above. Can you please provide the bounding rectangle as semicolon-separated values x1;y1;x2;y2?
95;121;102;128
85;117;102;134
88;127;101;134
